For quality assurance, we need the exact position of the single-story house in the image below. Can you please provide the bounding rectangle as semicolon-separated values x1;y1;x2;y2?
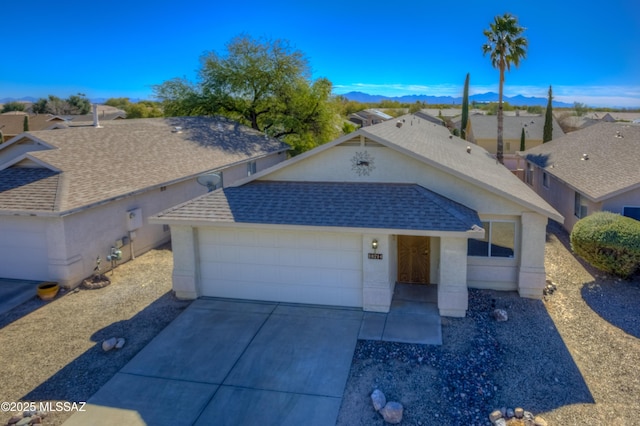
520;122;640;231
348;109;393;127
151;114;562;317
467;114;565;171
0;116;289;287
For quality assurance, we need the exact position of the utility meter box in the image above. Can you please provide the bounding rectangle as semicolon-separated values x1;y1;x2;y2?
126;208;143;231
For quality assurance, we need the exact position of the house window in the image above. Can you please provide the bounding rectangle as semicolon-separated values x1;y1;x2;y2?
574;192;588;218
542;172;549;189
468;221;516;258
163;224;170;233
622;206;640;221
247;161;257;176
525;162;534;185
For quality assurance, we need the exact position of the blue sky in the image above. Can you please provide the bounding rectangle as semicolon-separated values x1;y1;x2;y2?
2;0;639;107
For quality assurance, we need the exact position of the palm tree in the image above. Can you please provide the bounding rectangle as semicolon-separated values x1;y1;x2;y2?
482;13;528;164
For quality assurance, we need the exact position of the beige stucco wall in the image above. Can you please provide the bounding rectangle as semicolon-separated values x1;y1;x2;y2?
602;187;640;216
475;138;543;155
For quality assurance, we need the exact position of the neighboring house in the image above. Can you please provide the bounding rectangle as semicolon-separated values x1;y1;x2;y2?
0;113;66;142
520;122;640;232
468;115;565;171
151;114;562;318
413;110;446;126
348;109;393;127
0;116;289;287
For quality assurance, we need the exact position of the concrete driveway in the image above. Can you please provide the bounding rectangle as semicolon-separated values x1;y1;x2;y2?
64;298;363;426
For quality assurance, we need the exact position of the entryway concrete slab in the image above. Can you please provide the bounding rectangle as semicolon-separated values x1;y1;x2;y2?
0;278;40;316
358;283;442;345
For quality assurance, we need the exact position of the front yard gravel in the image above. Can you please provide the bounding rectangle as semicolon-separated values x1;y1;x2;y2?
0;244;191;426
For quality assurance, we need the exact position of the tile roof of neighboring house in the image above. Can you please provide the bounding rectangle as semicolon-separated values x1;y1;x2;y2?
0;116;289;215
469;114;565;141
155;181;483;232
523;122;640;202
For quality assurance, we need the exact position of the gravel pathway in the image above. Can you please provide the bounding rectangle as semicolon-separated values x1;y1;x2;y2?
0;244;191;426
337;224;640;425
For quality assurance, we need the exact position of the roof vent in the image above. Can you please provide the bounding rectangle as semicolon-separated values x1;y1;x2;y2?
396;121;403;128
171;126;183;133
581;153;589;161
467;146;471;154
615;131;623;138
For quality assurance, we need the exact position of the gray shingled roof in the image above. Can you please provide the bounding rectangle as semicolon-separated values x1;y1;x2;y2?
0;168;60;211
155;181;482;232
359;114;562;221
468;114;565;140
523;122;640;201
0;116;289;215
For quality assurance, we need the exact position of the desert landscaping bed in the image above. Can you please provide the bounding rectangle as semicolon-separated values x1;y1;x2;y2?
0;244;191;426
337;224;640;425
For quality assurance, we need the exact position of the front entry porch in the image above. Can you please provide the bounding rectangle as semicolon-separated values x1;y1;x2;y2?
358;283;442;345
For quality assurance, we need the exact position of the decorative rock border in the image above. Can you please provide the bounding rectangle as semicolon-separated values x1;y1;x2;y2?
81;274;111;290
5;410;47;425
490;407;547;426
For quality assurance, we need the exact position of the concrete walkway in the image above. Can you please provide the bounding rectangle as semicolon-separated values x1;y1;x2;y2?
64;287;441;426
0;278;41;316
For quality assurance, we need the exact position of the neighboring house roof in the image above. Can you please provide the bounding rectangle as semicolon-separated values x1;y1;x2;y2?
348;109;393;126
156;113;562;224
523;122;640;202
0;114;65;136
154;181;483;233
413;110;445;125
0;116;289;216
0;168;60;211
469;114;565;141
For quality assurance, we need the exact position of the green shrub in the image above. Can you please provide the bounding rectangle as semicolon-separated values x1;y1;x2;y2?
570;211;640;278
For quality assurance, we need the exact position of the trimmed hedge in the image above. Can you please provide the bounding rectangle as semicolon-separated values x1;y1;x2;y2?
570;211;640;278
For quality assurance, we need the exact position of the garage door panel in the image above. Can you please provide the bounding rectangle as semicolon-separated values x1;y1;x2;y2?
0;218;49;280
198;228;362;307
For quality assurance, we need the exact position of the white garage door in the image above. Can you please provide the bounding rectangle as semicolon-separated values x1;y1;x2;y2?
0;217;49;280
198;228;363;307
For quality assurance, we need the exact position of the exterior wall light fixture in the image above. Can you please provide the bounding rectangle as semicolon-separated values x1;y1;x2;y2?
372;239;378;252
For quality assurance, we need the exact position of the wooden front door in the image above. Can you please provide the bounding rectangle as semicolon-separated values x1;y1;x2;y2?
397;236;430;284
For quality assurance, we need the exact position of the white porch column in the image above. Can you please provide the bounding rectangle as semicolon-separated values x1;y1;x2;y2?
438;237;468;317
518;212;548;298
362;234;394;312
171;225;200;300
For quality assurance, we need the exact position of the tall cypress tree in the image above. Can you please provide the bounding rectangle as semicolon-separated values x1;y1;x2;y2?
543;85;553;143
23;115;29;131
460;73;470;140
520;127;526;151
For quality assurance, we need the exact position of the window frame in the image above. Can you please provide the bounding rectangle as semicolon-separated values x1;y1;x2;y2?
574;192;588;219
467;220;517;259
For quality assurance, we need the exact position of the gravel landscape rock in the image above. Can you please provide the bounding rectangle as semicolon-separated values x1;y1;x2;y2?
337;224;640;425
0;244;191;426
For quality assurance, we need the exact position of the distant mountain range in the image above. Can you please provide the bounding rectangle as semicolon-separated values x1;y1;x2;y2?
339;91;575;108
